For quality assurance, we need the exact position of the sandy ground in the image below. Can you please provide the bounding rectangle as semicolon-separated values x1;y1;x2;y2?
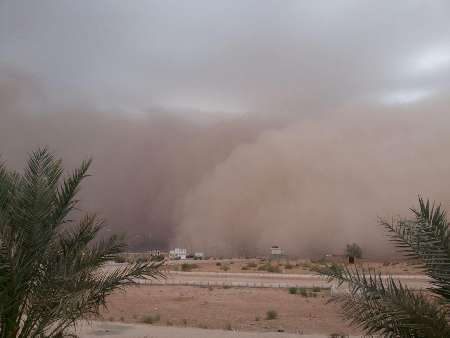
94;259;426;337
164;258;423;276
77;321;363;338
97;285;360;336
141;271;429;290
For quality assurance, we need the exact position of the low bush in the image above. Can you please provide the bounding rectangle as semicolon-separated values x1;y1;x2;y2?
288;287;298;294
247;261;258;268
266;310;278;320
141;313;160;324
181;263;198;272
298;287;308;297
258;263;281;273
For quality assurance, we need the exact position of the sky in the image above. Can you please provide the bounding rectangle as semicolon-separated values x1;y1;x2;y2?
1;1;450;255
2;1;450;114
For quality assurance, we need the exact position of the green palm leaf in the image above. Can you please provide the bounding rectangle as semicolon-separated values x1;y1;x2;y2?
317;197;450;337
0;148;163;338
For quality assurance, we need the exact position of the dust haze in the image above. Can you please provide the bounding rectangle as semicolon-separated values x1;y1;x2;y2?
1;1;450;257
174;101;450;257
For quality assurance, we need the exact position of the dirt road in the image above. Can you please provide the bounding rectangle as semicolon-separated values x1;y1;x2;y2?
140;271;430;290
77;321;361;338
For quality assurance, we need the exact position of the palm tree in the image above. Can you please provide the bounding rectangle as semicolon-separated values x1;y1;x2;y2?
0;148;163;338
318;197;450;337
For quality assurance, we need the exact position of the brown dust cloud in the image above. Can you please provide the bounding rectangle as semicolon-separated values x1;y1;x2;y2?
1;72;450;258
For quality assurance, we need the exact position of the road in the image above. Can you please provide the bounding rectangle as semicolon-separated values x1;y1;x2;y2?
137;270;430;291
76;321;360;338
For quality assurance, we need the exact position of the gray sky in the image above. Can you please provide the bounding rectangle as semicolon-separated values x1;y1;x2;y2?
2;1;450;115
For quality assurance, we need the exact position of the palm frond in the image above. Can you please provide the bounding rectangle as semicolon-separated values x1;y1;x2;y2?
380;197;450;300
319;264;450;337
0;147;163;337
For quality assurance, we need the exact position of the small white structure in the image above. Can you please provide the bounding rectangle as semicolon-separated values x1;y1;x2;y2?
169;248;187;260
194;252;204;259
270;245;283;256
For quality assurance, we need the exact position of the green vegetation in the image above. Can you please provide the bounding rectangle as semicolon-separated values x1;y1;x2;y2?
0;148;163;337
345;243;362;259
312;286;321;293
298;287;308;297
288;286;324;297
318;197;450;337
288;287;298;294
181;263;198;271
266;310;278;320
242;261;258;270
141;313;160;324
257;263;282;273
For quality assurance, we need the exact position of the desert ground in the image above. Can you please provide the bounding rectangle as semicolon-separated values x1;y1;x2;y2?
87;257;428;337
77;321;362;338
97;285;357;335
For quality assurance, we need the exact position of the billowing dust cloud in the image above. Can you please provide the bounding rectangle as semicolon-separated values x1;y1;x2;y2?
0;72;287;250
173;104;450;258
2;73;450;257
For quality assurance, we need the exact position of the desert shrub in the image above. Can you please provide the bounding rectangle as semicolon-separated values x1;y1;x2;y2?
247;261;258;268
141;313;160;324
284;263;294;269
181;263;198;271
257;264;267;271
312;286;321;292
298;287;308;297
267;264;282;273
288;287;298;294
220;264;230;271
216;262;222;266
225;323;232;330
345;243;362;259
266;310;278;320
241;266;249;270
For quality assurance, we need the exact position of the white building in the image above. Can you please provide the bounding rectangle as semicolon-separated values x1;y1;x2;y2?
194;252;204;259
270;245;283;256
169;248;187;260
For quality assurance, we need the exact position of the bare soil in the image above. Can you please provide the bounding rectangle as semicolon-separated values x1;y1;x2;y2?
165;258;422;275
100;285;360;335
